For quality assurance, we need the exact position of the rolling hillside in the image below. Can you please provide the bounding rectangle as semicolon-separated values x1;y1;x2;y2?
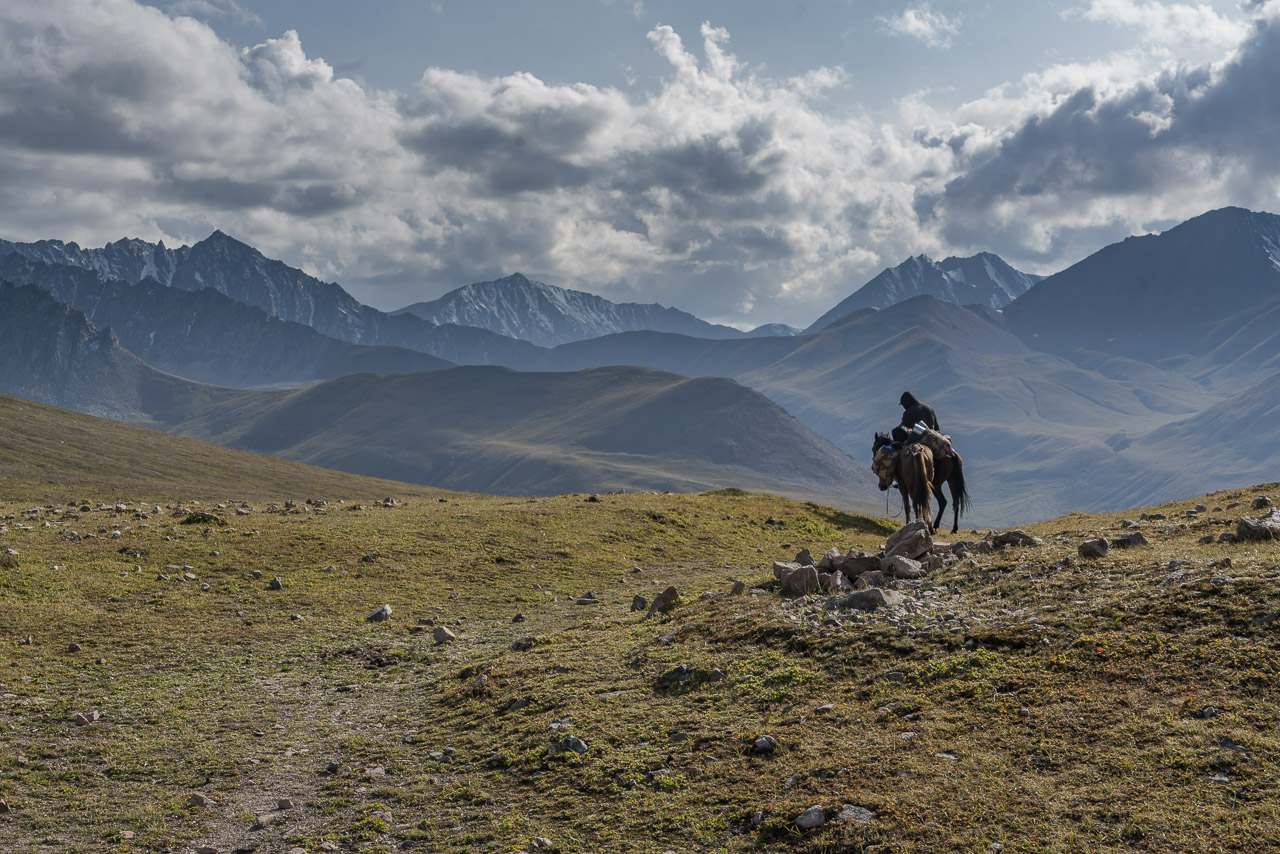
162;366;883;511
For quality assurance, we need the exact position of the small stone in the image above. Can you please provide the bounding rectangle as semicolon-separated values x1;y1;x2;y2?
730;580;746;595
278;797;295;810
512;613;526;623
899;731;917;742
189;792;210;807
795;805;825;829
250;569;263;579
630;595;648;612
290;614;304;621
269;576;283;590
532;838;555;850
1018;707;1031;718
195;847;218;854
816;703;834;714
252;813;277;830
0;799;9;813
67;642;82;653
366;604;392;622
561;735;589;754
753;734;778;754
794;548;814;566
837;804;875;824
433;626;456;644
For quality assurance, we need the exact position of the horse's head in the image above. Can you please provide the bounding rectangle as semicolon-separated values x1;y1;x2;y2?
873;432;891;453
871;438;897;491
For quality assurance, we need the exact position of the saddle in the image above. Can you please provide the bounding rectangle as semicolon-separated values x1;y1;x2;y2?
905;421;954;459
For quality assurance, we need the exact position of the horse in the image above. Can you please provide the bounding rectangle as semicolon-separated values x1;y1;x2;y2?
874;432;970;533
872;433;934;528
928;447;970;535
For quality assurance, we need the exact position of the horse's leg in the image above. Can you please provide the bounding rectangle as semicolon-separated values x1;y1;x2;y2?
931;458;948;534
898;481;911;521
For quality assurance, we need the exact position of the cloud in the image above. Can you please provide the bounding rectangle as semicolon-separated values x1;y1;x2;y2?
161;0;262;27
879;6;960;49
921;8;1280;264
0;0;1276;328
1075;0;1247;49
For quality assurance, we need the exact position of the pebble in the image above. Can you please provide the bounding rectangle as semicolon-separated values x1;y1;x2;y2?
753;734;778;754
269;577;284;590
278;797;294;810
796;805;825;829
67;642;82;653
366;604;393;623
189;793;210;807
433;626;456;645
837;804;875;824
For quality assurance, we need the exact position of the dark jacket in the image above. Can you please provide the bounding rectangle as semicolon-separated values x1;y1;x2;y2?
899;391;939;433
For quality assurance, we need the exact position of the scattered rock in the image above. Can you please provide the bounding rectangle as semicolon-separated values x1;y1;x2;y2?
269;577;284;590
816;547;842;570
796;805;825;829
781;565;819;597
0;799;9;814
512;613;527;623
560;735;589;754
278;798;294;810
885;520;933;559
773;561;803;580
825;588;910;612
189;793;210;807
646;585;678;617
882;555;926;579
992;530;1044;547
794;548;814;566
753;734;778;754
841;555;881;577
1110;531;1149;548
1237;508;1280;541
1251;496;1273;508
630;595;648;612
730;580;746;595
433;626;456;645
251;813;278;830
1078;538;1108;559
366;604;392;623
657;664;696;687
67;642;82;653
837;804;876;824
574;592;600;605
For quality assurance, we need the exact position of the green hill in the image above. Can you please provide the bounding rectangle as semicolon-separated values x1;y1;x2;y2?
0;393;448;502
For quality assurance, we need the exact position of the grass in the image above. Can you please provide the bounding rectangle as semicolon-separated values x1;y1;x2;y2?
0;404;1278;852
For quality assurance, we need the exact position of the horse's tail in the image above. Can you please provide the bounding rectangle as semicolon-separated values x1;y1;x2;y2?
907;447;932;511
951;452;970;520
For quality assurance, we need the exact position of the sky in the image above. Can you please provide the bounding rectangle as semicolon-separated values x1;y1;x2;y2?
0;0;1277;328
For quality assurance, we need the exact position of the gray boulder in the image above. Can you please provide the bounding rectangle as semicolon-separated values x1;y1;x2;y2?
882;555;926;579
773;561;803;580
1237;508;1280;541
885;521;933;559
796;805;825;829
825;588;910;612
1110;531;1150;548
781;565;819;597
366;604;392;623
1078;539;1108;559
992;530;1044;547
841;555;881;577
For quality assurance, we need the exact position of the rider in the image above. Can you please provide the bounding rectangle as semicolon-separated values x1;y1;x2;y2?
893;391;940;444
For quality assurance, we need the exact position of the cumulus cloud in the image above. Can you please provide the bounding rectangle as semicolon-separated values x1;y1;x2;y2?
1075;0;1247;49
879;7;961;49
925;8;1280;263
0;0;1276;327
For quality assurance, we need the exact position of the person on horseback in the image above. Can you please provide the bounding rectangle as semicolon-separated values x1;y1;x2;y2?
893;391;939;444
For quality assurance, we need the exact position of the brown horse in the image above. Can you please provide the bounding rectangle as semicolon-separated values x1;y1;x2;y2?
875;432;970;534
929;449;970;535
872;433;934;528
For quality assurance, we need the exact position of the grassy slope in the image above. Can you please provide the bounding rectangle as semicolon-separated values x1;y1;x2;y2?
1;404;1278;854
0;393;448;503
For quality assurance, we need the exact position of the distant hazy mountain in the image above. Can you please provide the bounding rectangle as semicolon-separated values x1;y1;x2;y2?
393;273;744;347
1003;207;1280;369
0;281;193;419
744;323;801;338
804;252;1042;334
0;231;539;367
1102;370;1280;509
166;365;880;509
0;254;453;387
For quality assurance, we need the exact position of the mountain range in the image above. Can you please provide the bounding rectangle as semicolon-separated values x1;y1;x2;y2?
393;272;764;347
803;252;1042;334
0;281;880;509
3;205;1280;522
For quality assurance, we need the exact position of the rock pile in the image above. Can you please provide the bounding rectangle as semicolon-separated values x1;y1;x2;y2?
770;520;955;602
